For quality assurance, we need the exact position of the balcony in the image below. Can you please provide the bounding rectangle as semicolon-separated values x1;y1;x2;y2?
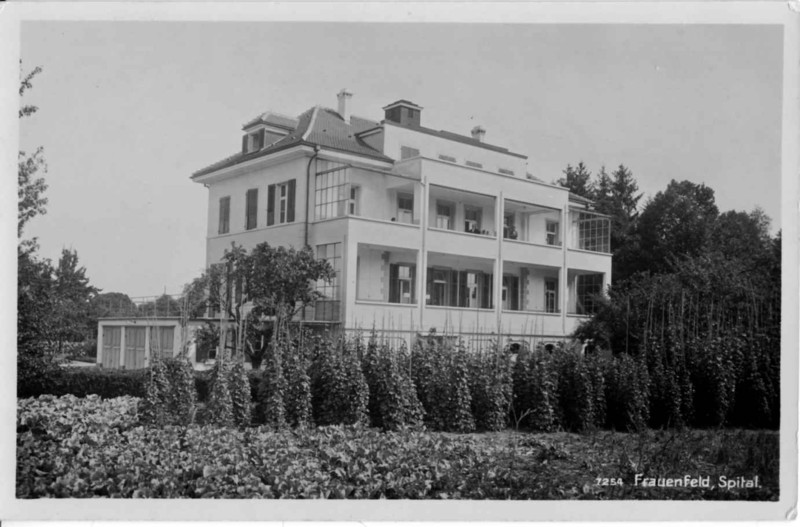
568;209;610;254
314;164;422;225
428;184;496;238
503;199;562;247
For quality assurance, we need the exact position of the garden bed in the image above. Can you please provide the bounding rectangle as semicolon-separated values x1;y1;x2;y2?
16;395;778;500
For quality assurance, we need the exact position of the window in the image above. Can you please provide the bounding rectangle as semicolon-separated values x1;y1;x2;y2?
504;213;518;240
499;168;515;176
466;160;483;169
400;146;420;160
267;180;296;226
389;264;416;304
218;196;230;234
458;271;492;309
464;206;482;234
545;279;558;313
349;186;360;216
397;193;414;224
576;213;610;253
245;188;258;230
149;326;174;361
435;201;453;230
546;220;560;246
438;154;456;163
314;167;350;220
315;243;342;320
576;274;603;315
427;268;449;306
243;130;264;153
502;275;520;311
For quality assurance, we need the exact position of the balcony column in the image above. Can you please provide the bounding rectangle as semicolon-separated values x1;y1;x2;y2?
560;204;569;336
495;192;504;334
343;232;358;328
418;176;429;330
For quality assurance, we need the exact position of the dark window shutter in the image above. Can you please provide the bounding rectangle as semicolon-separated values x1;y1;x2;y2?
410;265;416;303
425;267;433;305
389;264;399;303
287;179;296;223
242;135;248;153
449;270;459;307
267;184;276;226
246;188;258;229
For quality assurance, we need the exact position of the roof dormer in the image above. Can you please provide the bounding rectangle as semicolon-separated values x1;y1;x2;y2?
382;99;423;128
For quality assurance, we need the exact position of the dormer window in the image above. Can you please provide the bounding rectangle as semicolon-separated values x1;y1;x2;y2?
243;130;264;153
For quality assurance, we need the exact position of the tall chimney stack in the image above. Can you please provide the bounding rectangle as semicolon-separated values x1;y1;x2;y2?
471;125;486;143
337;89;353;123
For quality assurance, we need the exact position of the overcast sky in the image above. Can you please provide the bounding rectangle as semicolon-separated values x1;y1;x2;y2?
19;22;783;298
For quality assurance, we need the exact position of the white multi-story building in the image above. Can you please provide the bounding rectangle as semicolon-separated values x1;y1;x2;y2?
192;91;611;347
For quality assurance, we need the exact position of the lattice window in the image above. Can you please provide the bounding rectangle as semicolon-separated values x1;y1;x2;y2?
315;243;342;321
314;168;350;220
576;213;610;253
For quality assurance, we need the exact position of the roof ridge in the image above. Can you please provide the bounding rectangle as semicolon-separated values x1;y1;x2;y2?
301;106;321;141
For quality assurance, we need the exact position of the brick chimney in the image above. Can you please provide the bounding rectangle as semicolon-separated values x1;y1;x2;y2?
471;125;486;142
337;89;353;123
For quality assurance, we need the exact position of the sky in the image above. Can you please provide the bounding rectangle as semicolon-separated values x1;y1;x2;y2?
18;21;784;298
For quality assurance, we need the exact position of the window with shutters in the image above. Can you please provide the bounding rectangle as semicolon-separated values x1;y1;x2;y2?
389;263;416;304
245;188;258;230
267;179;296;226
315;243;342;320
426;268;449;306
546;220;560;246
400;146;420;160
218;196;230;234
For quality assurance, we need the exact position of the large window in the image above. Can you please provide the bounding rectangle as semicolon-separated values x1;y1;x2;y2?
389;263;416;304
349;186;360;216
435;201;454;230
315;167;350;220
576;273;603;315
245;188;258;230
267;179;296;226
218;196;230;234
576;213;610;253
425;269;493;309
315;243;342;321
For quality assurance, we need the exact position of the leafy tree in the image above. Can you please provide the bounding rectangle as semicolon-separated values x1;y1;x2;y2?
187;242;334;365
635;179;718;275
90;292;137;318
18;64;47;237
556;162;593;198
50;249;99;353
594;165;643;282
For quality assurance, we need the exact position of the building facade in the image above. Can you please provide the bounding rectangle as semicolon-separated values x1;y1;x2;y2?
192;91;611;347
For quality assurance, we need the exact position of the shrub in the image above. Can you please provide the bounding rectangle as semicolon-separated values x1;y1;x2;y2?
140;357;197;426
228;361;252;428
255;339;287;429
411;338;473;432
206;360;234;427
468;344;511;432
309;338;368;427
554;351;596;432
283;338;312;427
604;353;650;431
362;339;424;431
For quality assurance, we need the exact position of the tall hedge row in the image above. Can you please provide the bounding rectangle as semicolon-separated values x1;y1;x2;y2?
19;332;777;432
